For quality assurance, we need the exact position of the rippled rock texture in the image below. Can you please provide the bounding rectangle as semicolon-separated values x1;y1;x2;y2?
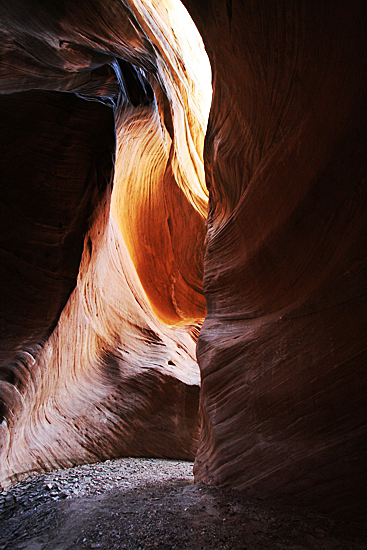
183;0;367;521
1;0;366;523
0;0;210;485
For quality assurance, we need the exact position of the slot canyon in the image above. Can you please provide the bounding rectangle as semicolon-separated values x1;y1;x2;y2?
0;0;366;528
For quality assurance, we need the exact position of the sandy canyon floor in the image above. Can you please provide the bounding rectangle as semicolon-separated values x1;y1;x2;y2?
0;458;366;549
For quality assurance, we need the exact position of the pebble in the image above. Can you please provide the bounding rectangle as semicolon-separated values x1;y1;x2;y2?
0;458;194;516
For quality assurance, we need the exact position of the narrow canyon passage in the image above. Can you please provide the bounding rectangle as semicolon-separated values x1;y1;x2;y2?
0;0;367;530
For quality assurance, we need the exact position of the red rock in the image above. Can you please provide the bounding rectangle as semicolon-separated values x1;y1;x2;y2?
0;0;206;486
183;0;367;521
0;0;366;523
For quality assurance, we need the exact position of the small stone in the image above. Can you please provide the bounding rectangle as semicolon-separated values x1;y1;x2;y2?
5;494;16;506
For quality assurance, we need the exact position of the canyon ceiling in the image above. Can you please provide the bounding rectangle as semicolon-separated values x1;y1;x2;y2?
0;0;366;522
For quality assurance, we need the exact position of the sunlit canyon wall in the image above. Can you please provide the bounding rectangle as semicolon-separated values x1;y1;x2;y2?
0;0;210;484
0;0;366;522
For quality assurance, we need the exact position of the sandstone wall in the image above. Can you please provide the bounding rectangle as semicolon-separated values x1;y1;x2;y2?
183;0;367;520
0;0;366;521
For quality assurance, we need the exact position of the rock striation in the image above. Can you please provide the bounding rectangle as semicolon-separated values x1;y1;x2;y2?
0;0;366;523
0;0;210;485
183;0;367;521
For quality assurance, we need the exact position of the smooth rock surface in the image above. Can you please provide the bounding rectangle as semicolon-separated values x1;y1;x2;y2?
0;0;366;524
182;0;367;521
0;0;209;486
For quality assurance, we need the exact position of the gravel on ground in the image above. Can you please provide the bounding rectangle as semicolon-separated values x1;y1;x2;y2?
0;458;366;549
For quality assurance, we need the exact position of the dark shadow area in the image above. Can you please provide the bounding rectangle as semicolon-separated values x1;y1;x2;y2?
1;458;366;549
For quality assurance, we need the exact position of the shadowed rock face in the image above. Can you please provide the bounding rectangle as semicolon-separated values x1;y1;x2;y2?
182;0;367;521
0;0;366;522
0;90;115;371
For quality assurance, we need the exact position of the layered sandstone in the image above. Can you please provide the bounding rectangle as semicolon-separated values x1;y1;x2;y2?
0;0;366;523
183;0;367;521
0;0;210;485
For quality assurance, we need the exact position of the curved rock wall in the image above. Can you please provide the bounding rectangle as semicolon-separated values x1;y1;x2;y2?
111;0;211;324
0;90;115;371
0;0;210;486
182;0;367;521
1;210;201;484
1;0;366;523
